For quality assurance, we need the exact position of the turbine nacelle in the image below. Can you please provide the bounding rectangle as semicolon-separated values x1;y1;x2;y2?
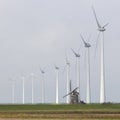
41;71;45;74
66;58;70;65
80;34;91;48
66;62;70;66
71;48;80;57
83;40;91;48
98;27;106;32
85;42;91;48
40;68;45;74
55;66;59;70
97;23;109;32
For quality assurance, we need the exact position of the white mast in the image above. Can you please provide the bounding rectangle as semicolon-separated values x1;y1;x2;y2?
31;73;34;104
22;76;25;104
12;80;15;104
10;79;15;104
66;59;70;104
86;48;91;103
76;56;80;99
40;68;45;104
42;73;45;104
55;66;59;104
100;32;105;103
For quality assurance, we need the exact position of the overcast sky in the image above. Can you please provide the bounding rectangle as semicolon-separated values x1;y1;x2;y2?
0;0;119;103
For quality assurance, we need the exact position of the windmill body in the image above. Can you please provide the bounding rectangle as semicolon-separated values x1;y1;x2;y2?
92;7;108;103
80;34;91;104
55;66;59;104
63;87;79;104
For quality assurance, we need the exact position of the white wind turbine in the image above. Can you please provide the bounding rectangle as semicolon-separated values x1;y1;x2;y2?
80;34;91;104
30;73;35;104
92;6;108;103
10;78;15;104
21;76;25;104
71;48;81;101
40;67;45;104
55;66;59;104
65;56;70;104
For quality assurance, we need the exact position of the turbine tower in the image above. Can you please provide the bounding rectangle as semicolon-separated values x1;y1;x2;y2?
80;34;91;104
92;6;108;103
65;56;70;104
55;66;59;104
40;68;45;104
21;76;25;104
10;78;15;104
30;73;35;104
71;48;80;101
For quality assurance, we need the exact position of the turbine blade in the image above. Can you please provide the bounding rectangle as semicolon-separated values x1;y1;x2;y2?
103;23;109;28
62;54;70;75
63;94;68;98
71;48;77;56
65;54;70;65
83;49;87;68
63;94;69;98
78;45;82;54
39;67;42;73
62;64;67;75
92;6;101;28
55;65;59;70
63;91;72;98
87;34;91;43
39;66;45;74
94;32;100;58
72;87;79;92
71;48;80;57
75;57;77;75
63;87;78;98
80;34;86;45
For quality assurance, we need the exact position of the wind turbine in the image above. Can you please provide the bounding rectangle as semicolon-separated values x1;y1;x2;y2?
92;6;108;103
65;56;70;104
71;48;80;101
21;76;25;104
30;73;35;104
55;66;59;104
10;78;15;104
80;34;91;104
40;67;45;104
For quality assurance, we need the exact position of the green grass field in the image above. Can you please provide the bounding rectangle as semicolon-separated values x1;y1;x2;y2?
0;104;120;119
